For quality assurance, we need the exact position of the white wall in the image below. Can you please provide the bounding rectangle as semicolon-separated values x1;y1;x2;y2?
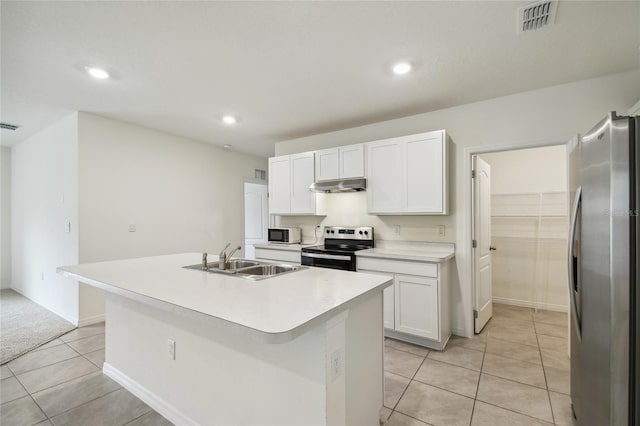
1;147;11;288
77;113;268;321
480;146;569;311
11;113;80;323
275;70;640;336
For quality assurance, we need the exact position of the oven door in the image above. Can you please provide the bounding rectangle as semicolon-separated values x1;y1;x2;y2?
301;252;355;271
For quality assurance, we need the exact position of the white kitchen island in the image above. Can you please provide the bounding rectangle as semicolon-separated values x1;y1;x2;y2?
57;253;391;426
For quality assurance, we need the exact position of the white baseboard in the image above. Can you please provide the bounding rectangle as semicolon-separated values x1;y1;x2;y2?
452;327;468;337
492;296;568;313
77;314;105;327
10;286;79;325
103;363;196;426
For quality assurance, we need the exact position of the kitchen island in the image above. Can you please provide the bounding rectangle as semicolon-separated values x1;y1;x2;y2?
57;253;392;426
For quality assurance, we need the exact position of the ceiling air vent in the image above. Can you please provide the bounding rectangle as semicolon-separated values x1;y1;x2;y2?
518;0;558;33
0;122;20;131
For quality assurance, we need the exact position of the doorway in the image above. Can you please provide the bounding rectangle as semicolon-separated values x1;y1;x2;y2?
243;181;268;259
472;144;570;334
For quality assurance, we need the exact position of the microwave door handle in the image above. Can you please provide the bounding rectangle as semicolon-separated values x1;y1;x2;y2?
568;186;582;342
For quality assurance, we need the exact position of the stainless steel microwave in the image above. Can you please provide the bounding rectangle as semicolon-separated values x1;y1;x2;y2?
267;228;301;244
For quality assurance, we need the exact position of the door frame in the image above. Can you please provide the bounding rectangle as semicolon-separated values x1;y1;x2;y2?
241;178;269;258
463;137;573;336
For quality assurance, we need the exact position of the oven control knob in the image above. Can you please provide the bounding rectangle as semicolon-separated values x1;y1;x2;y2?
364;231;369;235
359;230;363;235
331;230;335;234
326;229;330;234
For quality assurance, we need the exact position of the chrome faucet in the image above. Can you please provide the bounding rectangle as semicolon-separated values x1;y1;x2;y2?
219;243;242;270
202;252;208;270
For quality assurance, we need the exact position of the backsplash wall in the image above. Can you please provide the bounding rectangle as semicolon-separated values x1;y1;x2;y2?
276;192;455;244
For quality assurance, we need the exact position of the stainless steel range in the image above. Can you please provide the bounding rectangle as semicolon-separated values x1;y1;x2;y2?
301;226;374;271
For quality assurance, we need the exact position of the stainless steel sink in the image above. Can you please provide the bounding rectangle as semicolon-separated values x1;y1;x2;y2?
183;259;304;280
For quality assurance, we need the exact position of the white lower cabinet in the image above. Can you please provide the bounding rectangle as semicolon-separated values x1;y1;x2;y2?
357;256;450;350
254;247;301;265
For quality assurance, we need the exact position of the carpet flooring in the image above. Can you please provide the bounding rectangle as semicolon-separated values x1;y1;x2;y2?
0;289;76;364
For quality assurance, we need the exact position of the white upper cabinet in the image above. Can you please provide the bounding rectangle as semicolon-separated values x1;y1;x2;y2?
314;144;365;181
268;152;316;215
367;130;448;215
290;152;316;214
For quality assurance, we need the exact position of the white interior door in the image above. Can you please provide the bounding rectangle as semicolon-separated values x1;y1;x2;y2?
244;182;268;259
473;156;493;333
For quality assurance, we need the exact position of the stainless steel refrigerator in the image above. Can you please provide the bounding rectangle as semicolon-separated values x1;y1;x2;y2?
569;112;639;425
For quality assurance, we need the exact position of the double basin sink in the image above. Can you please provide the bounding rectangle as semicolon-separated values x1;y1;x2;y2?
183;259;304;281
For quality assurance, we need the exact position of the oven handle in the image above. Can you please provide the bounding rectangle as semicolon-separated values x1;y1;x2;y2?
301;252;352;261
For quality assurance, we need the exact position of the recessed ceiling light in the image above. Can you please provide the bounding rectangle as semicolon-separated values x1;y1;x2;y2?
392;61;412;75
222;115;237;125
86;67;110;79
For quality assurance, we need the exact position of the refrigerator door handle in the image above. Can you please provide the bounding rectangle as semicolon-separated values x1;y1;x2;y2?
568;186;582;342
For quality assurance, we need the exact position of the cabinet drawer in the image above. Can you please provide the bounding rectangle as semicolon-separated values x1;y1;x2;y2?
357;257;438;277
255;248;301;264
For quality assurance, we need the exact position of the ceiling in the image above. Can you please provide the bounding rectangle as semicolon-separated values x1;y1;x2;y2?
2;1;639;157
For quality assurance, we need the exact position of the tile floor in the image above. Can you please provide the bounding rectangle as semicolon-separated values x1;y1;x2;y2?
0;323;171;426
380;303;573;426
2;304;571;426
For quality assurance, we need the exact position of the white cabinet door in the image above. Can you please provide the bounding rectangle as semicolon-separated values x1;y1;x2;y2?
339;144;365;179
384;283;395;329
394;274;439;340
315;148;339;181
405;134;444;213
290;152;316;214
268;156;291;215
367;140;403;213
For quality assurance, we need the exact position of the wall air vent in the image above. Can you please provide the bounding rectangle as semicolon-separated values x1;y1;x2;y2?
518;0;558;33
0;122;20;131
254;169;267;180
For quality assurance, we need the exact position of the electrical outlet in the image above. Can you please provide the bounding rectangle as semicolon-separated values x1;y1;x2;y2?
394;225;401;235
437;225;445;237
65;221;71;233
128;224;136;232
167;339;176;360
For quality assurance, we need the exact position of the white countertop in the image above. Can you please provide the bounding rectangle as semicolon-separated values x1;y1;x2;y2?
57;253;391;342
356;241;455;263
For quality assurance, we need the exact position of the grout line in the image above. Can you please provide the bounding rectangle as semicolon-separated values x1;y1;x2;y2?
7;351;83;377
46;388;123;422
469;345;487;425
534;322;557;425
10;371;52;422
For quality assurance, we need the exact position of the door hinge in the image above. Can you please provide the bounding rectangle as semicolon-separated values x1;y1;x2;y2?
474;309;479;319
472;170;476;178
472;239;477;248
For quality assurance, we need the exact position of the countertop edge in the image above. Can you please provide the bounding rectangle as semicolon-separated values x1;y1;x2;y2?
355;250;455;263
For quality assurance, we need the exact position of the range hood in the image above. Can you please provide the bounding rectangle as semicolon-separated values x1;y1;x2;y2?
309;178;367;193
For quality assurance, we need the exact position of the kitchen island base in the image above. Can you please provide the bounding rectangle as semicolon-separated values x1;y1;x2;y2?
102;292;383;426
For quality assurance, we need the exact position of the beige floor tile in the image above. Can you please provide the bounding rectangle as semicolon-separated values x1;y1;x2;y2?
482;353;546;388
544;365;570;395
8;344;79;375
487;326;539;347
476;374;553;423
0;395;47;426
533;310;568;327
379;406;393;425
125;411;173;426
447;336;486;352
485;339;542;365
17;356;99;394
35;420;53;426
493;304;534;322
414;358;480;398
540;348;569;371
385;347;425;379
549;391;575;426
428;345;484;371
50;387;150;426
0;365;12;380
59;323;105;343
396;381;474;426
471;401;552;425
0;376;28;404
84;349;105;368
66;334;105;355
32;371;121;418
487;317;536;333
535;322;568;339
33;339;66;352
384;372;410;408
537;334;569;352
386;411;431;426
386;338;430;357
